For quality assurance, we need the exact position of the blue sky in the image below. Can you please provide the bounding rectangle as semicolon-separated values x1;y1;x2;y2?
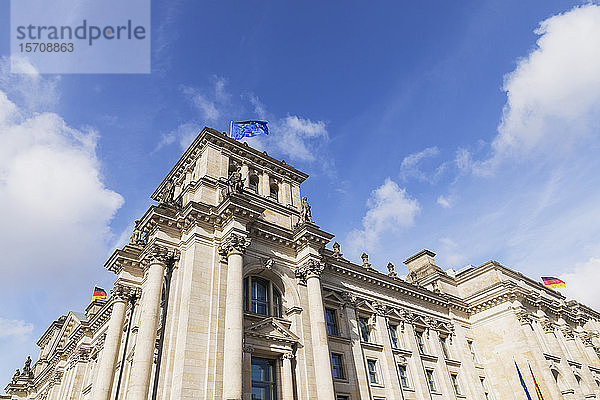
2;0;600;389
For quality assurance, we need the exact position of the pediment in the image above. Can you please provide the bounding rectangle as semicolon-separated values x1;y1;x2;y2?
323;290;344;304
245;317;299;344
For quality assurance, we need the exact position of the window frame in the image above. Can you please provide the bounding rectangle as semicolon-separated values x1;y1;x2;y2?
415;330;426;354
249;174;259;193
397;364;410;388
425;369;437;392
450;373;461;395
440;336;450;359
331;353;346;380
359;316;371;343
243;276;283;318
467;339;478;363
366;359;380;385
251;357;277;400
325;308;339;336
388;324;399;348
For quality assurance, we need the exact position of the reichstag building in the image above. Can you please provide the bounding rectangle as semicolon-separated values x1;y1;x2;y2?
5;127;600;400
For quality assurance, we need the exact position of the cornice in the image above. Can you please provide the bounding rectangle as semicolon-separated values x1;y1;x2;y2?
325;259;467;312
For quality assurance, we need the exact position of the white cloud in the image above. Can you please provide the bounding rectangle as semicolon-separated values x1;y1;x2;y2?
559;257;600;310
347;178;420;254
162;81;330;165
0;318;33;340
269;115;328;162
436;195;452;209
399;146;441;182
0;57;123;285
467;4;600;174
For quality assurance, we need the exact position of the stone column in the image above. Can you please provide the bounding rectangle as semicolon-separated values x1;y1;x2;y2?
128;245;175;400
281;352;295;400
220;233;251;400
241;164;249;188
261;171;270;197
91;285;130;400
296;260;335;399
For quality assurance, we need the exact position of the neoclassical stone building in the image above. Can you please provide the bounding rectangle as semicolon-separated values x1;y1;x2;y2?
6;127;600;400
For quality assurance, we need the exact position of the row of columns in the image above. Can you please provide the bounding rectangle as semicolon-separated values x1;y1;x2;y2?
91;244;176;400
238;163;294;205
220;230;336;400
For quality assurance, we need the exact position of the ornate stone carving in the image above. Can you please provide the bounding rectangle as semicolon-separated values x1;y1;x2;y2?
342;292;359;309
361;253;371;269
514;309;533;326
282;352;295;360
540;317;556;333
579;331;593;347
387;262;397;277
223;165;244;198
21;356;33;378
299;196;314;224
111;284;132;301
143;244;179;266
262;257;274;270
218;233;251;258
12;369;20;383
129;219;146;246
561;325;576;340
372;301;387;316
295;259;324;284
242;344;255;353
158;179;178;208
332;242;342;258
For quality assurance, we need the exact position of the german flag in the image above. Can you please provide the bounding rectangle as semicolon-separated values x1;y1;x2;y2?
529;364;545;400
92;286;107;301
541;276;566;289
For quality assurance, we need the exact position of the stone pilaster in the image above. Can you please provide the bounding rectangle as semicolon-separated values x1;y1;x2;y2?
220;233;251;400
342;294;371;400
91;284;131;400
281;352;295;400
296;259;335;399
128;244;178;400
372;302;402;400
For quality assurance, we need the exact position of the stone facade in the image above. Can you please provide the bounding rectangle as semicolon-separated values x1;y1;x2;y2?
6;127;600;400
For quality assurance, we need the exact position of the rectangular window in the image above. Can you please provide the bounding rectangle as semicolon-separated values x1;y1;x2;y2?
367;359;379;384
359;317;371;342
451;373;461;395
251;357;277;400
397;364;410;388
425;369;436;392
325;308;339;336
440;336;449;359
388;324;399;348
331;353;345;379
467;340;478;363
336;396;349;400
415;330;426;354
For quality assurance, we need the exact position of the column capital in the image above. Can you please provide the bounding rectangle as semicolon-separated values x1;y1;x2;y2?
142;244;179;267
242;344;255;353
282;352;295;360
111;284;140;302
219;233;251;258
295;259;324;284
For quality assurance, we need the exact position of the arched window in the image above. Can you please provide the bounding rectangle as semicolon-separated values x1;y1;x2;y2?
243;276;282;317
269;183;279;201
249;175;259;193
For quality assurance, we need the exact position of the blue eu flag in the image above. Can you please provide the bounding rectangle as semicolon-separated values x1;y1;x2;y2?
229;120;269;140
